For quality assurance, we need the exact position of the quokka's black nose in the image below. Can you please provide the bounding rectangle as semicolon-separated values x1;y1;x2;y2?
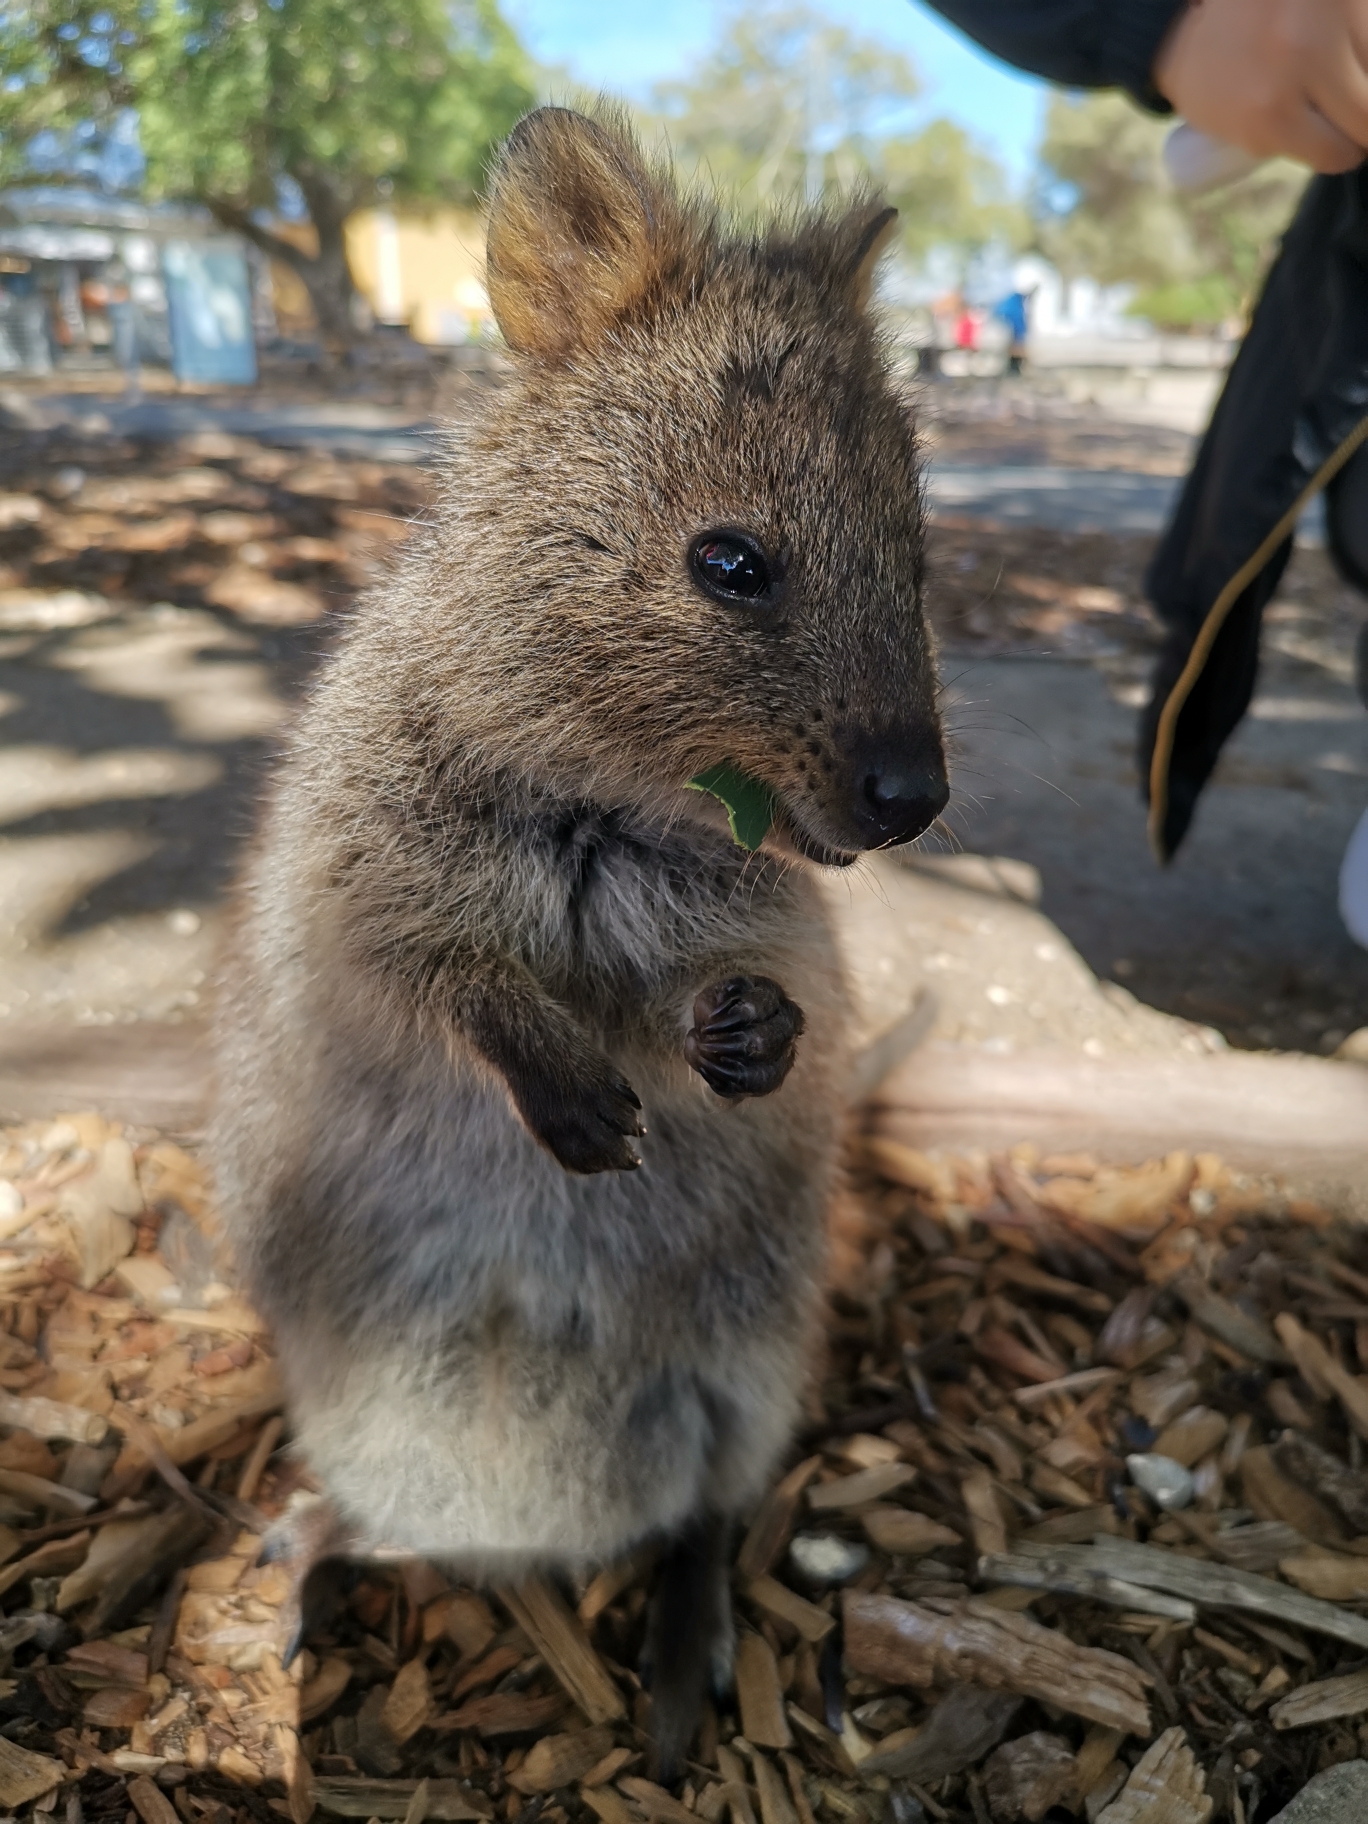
853;747;950;847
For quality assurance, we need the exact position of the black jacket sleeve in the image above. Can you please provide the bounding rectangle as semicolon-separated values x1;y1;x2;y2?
919;1;1186;107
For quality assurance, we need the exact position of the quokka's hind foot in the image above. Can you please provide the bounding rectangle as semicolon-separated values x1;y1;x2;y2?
642;1515;734;1785
258;1492;357;1667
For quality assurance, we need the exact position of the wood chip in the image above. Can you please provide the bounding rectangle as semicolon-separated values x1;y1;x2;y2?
1093;1727;1211;1824
979;1548;1196;1622
128;1774;180;1824
1039;1537;1368;1649
857;1684;1021;1782
750;1752;798;1824
1239;1446;1346;1544
0;1389;108;1444
381;1658;433;1744
1274;1313;1368;1438
843;1591;1151;1734
735;1631;793;1749
1173;1274;1284;1366
301;1654;353;1723
313;1779;494;1819
0;1736;65;1807
507;1725;614;1793
432;1691;567;1737
619;1777;700;1824
961;1468;1008;1557
860;1507;961;1556
1277;1548;1368;1601
982;1732;1076;1823
498;1577;626;1723
743;1574;836;1642
1270;1669;1368;1730
807;1463;915;1511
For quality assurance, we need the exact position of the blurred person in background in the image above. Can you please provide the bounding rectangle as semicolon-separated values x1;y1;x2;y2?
924;0;1368;952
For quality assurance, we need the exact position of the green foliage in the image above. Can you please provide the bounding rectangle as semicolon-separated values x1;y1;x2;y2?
1037;91;1308;321
128;0;532;216
651;4;1026;266
0;0;534;340
880;116;1028;263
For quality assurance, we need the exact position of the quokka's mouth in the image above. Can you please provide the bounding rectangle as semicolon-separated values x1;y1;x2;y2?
769;800;861;868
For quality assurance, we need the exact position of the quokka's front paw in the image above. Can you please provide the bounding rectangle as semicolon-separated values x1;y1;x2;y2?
521;1058;646;1174
683;975;804;1099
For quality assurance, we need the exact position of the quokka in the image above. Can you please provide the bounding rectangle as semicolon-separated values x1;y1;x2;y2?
212;104;947;1775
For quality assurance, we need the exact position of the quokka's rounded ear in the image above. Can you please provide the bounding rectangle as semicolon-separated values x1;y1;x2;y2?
834;201;899;312
486;106;677;363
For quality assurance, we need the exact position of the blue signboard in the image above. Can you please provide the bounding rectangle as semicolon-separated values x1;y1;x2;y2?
162;238;256;384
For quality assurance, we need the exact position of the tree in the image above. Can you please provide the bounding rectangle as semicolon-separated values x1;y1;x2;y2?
0;0;535;347
650;4;1026;271
1036;91;1308;329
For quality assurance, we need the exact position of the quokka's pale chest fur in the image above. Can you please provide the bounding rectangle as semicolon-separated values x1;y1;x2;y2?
212;103;947;1775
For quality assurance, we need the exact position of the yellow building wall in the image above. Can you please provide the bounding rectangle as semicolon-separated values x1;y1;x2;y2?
345;208;493;346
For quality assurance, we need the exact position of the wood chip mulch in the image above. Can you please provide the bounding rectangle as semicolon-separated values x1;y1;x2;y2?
0;1111;1366;1823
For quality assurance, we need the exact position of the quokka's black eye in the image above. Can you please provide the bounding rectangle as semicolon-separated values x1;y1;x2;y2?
690;531;776;604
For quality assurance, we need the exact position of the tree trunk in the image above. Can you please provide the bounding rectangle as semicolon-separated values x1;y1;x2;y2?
205;174;361;357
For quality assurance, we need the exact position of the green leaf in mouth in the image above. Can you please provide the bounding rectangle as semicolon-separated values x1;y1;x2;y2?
686;762;776;852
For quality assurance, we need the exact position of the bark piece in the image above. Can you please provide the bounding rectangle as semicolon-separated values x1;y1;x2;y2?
978;1548;1196;1622
301;1654;353;1723
843;1590;1151;1734
1028;1537;1368;1649
1201;1521;1309;1574
1275;1315;1368;1438
962;1468;1008;1557
381;1658;433;1745
433;1691;567;1737
581;1790;636;1824
857;1684;1021;1782
58;1136;142;1287
0;1736;64;1807
619;1777;701;1824
58;1505;207;1630
0;1467;94;1516
750;1751;798;1824
743;1574;836;1642
735;1630;792;1749
0;1390;107;1444
1278;1549;1368;1601
128;1774;180;1824
737;1457;822;1580
1152;1408;1226;1469
1094;1727;1211;1824
861;1508;961;1557
1271;1670;1368;1730
498;1577;626;1723
507;1725;615;1793
1240;1447;1346;1544
0;1529;90;1600
313;1779;494;1820
1171;1274;1284;1365
808;1464;916;1511
983;1732;1077;1823
1273;1431;1368;1534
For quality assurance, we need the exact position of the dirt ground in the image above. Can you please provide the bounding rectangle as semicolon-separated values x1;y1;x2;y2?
0;383;1364;1084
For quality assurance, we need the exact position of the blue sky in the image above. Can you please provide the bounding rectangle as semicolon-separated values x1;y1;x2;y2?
505;0;1051;179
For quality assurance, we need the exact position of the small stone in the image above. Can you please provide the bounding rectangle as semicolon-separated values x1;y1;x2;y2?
1126;1453;1195;1511
1335;1028;1368;1064
789;1532;870;1585
1268;1761;1368;1823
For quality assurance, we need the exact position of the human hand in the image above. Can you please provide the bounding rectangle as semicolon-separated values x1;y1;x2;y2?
1155;0;1368;173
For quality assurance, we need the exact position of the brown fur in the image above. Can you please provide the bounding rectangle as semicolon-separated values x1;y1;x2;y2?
212;105;945;1776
